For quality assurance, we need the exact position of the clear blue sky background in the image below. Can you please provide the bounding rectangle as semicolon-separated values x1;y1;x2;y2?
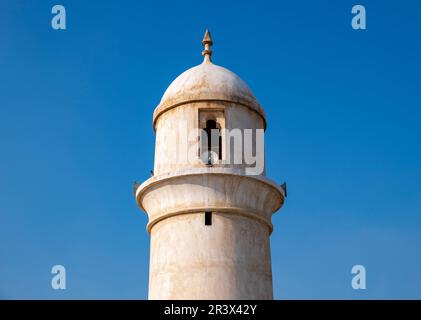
1;0;420;299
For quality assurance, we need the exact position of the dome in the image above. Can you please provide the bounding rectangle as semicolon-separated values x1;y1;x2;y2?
153;30;266;127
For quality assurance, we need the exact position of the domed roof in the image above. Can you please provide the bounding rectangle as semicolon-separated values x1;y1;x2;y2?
153;30;266;127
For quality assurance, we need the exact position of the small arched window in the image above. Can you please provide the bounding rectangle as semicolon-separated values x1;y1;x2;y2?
201;119;222;163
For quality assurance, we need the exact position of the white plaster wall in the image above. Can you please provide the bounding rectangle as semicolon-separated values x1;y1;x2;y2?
148;213;273;300
154;101;265;175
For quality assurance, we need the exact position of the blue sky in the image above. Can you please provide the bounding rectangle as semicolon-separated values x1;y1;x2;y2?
0;0;420;299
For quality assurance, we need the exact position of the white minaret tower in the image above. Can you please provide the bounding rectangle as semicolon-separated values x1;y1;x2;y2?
135;30;285;300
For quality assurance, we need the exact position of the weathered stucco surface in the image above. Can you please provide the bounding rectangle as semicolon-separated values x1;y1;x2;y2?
148;213;273;300
153;101;265;175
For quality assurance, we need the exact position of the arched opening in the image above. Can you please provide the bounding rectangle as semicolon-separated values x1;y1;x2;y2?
201;119;222;163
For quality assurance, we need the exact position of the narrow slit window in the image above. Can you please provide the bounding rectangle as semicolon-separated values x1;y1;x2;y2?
205;212;212;226
218;135;222;160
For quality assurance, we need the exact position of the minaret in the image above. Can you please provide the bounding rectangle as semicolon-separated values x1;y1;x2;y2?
135;30;285;300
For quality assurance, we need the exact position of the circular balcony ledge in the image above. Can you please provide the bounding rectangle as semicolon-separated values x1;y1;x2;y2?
135;167;285;233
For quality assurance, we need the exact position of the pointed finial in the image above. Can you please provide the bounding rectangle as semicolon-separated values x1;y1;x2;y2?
202;29;213;63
